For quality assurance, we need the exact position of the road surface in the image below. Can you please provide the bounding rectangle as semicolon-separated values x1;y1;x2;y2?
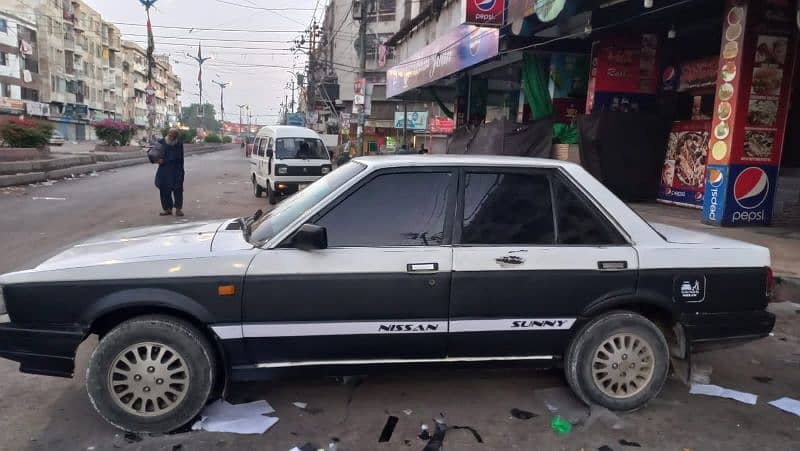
0;146;798;450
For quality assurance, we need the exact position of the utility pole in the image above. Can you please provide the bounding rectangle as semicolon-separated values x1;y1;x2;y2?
140;0;158;139
187;42;212;124
290;77;296;114
247;105;252;137
355;0;372;155
212;80;230;126
236;104;246;143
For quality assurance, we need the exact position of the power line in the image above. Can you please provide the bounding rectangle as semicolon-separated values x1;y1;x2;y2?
212;0;316;11
123;33;293;43
112;22;305;33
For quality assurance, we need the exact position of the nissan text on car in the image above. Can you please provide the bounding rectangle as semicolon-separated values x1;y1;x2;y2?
250;125;332;205
0;156;774;433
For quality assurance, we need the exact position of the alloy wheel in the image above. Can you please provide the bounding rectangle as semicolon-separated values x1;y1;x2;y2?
591;333;655;399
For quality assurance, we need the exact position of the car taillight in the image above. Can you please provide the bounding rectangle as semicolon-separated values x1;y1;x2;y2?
766;267;774;300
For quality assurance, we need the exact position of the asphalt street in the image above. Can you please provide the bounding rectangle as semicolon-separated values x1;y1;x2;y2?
0;146;798;450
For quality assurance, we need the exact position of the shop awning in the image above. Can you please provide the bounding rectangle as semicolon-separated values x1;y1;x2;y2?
386;25;500;98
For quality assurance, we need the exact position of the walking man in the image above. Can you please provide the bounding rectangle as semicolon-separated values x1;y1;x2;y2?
155;128;185;216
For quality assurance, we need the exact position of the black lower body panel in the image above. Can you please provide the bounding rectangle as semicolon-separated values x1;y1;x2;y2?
682;310;775;352
0;323;85;377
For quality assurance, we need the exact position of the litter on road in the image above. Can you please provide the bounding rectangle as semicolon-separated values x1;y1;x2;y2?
689;384;758;405
768;397;800;417
191;399;278;434
378;415;399;442
619;438;642;447
551;416;572;436
293;402;308;409
402;409;413;416
538;386;589;425
510;408;537;420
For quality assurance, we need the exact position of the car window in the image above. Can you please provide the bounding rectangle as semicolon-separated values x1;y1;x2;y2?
276;138;328;159
553;177;624;245
258;138;268;157
461;172;555;245
267;138;274;151
250;162;367;245
316;172;451;247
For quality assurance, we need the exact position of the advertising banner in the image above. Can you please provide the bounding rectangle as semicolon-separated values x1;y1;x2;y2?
394;112;428;130
586;34;659;113
463;0;505;27
387;25;500;98
429;116;455;134
678;56;720;91
658;120;712;207
703;0;797;226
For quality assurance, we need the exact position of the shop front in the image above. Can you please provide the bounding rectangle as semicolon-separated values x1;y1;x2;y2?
385;0;799;226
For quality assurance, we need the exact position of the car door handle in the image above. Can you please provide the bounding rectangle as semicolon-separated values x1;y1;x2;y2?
407;263;438;273
598;261;628;271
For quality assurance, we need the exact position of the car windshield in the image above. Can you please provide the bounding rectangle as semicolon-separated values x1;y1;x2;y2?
248;161;366;245
276;138;328;160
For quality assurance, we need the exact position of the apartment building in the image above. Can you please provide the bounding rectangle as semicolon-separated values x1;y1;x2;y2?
315;0;431;152
0;7;41;117
0;0;181;141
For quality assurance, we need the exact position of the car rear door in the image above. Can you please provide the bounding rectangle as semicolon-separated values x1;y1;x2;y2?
242;168;457;363
448;167;638;358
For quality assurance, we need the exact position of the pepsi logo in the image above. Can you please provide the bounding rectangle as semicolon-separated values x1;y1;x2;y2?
708;168;724;188
475;0;496;11
734;167;769;210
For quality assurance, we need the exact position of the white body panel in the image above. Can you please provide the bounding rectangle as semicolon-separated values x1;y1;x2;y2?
249;126;331;190
453;246;638;272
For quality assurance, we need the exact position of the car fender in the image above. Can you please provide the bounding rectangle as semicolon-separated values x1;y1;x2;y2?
580;290;676;319
79;287;215;327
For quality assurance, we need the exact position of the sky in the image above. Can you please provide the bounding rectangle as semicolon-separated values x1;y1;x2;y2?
82;0;325;125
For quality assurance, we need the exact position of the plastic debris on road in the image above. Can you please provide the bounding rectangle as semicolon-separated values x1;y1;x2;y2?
418;423;431;440
402;409;413;416
293;402;308;409
378;415;399;442
538;386;589;425
551;416;572;436
31;196;66;200
191;399;278;434
689;361;713;385
421;419;483;451
619;438;642;447
689;384;757;405
768;397;800;417
510;408;537;420
586;404;626;430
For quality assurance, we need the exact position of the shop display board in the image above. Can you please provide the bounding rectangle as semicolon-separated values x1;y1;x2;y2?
658;120;712;207
702;0;797;226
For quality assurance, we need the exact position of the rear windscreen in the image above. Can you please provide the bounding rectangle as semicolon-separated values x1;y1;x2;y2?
276;138;328;160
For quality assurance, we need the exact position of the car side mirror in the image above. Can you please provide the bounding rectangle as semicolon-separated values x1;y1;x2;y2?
292;224;327;250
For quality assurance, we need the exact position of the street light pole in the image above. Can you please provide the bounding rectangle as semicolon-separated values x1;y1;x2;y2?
236;103;246;143
187;42;212;125
212;80;230;126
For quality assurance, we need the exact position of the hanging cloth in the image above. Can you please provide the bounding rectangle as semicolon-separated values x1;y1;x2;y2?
521;53;553;120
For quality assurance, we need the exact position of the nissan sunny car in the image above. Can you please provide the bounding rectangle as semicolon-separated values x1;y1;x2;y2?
0;155;775;432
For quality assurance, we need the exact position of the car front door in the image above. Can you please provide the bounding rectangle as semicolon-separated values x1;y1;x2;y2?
242;168;457;363
448;168;638;358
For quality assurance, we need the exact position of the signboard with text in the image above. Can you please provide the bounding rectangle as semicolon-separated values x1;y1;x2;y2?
387;25;500;98
463;0;505;27
429;116;455;134
394;111;429;130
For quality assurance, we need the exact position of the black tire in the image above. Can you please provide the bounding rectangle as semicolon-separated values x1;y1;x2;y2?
268;185;277;205
86;315;216;433
564;311;669;412
253;177;264;198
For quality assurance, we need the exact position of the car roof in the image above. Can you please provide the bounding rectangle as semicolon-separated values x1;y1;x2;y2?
256;125;320;139
352;154;582;169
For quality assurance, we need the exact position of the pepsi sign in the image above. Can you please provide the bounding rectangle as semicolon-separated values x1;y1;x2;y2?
704;164;778;226
702;165;729;225
464;0;505;27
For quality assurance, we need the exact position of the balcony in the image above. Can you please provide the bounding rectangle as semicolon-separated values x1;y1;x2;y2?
133;63;147;75
109;37;121;52
104;101;115;111
133;80;147;92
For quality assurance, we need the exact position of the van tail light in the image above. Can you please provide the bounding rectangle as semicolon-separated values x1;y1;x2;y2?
766;267;774;301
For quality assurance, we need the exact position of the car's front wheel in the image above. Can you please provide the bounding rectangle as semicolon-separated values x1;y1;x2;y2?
253;177;264;198
86;315;216;433
565;311;669;412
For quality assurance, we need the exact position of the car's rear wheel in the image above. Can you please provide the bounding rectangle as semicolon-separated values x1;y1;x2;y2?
253;176;263;198
86;315;215;433
565;311;669;412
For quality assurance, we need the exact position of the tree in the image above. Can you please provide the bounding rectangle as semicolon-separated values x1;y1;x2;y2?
94;120;134;146
181;103;221;133
204;134;222;143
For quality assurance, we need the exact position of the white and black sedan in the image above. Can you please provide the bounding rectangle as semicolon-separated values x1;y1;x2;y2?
0;156;775;432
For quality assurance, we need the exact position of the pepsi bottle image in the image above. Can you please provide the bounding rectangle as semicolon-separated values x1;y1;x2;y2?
703;164;778;226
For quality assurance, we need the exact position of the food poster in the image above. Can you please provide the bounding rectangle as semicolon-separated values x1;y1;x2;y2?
708;0;797;167
679;57;720;91
586;34;660;113
658;120;712;207
707;2;749;166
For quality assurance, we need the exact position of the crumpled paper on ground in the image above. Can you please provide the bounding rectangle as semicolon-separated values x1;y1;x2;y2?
689;384;757;405
768;397;800;417
192;400;278;434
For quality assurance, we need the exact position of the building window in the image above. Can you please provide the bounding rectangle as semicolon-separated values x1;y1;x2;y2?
368;0;396;22
21;87;39;101
0;52;7;66
2;83;11;98
365;33;395;61
0;18;7;33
